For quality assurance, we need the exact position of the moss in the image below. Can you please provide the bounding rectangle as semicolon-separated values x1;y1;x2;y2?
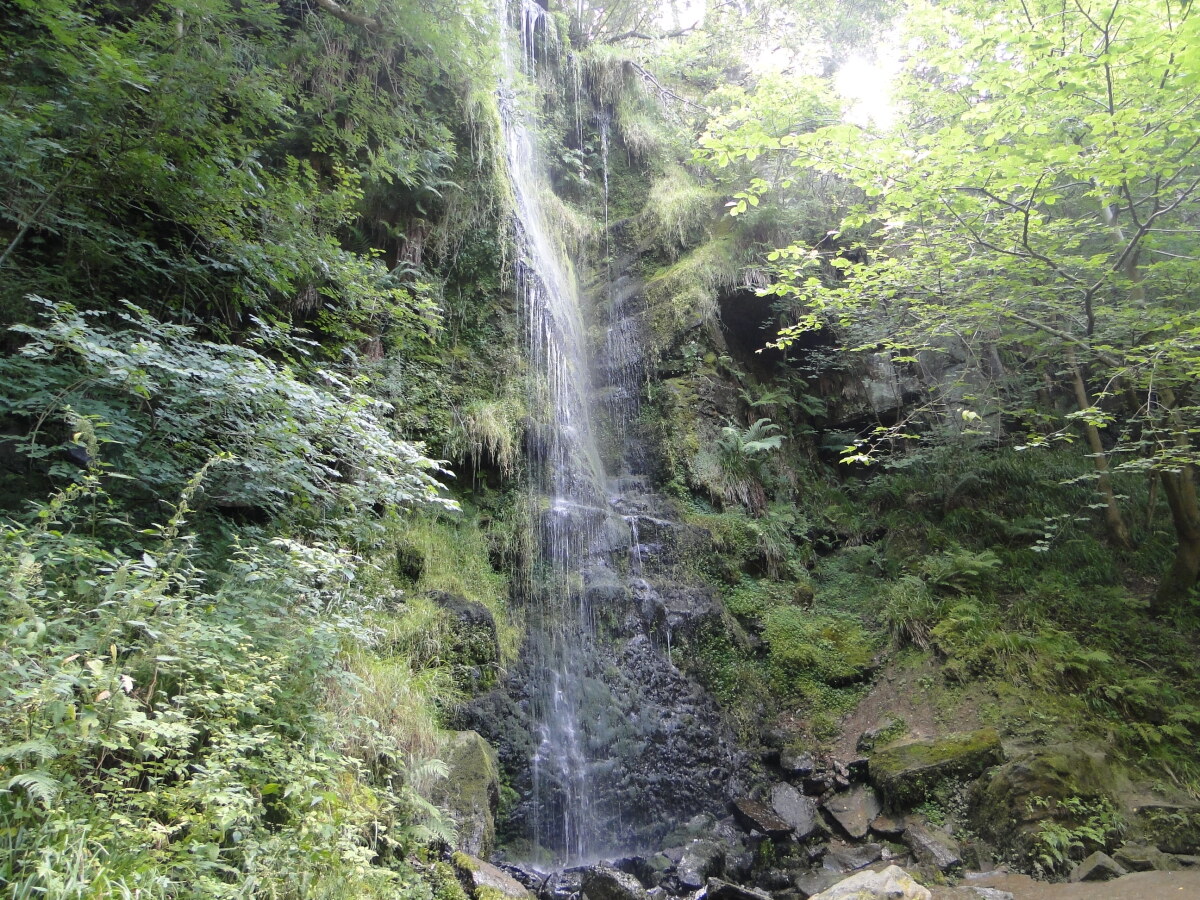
871;728;1004;811
762;607;875;688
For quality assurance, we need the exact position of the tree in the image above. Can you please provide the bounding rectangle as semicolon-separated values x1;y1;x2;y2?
701;0;1200;610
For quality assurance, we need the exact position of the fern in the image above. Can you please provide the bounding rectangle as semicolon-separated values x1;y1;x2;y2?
5;771;62;806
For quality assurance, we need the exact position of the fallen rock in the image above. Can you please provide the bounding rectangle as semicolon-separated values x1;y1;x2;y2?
733;797;793;838
677;839;725;890
794;870;844;899
870;729;1004;811
1069;850;1127;882
808;865;932;900
1113;842;1179;872
581;866;649;900
823;785;883;839
706;878;773;900
869;814;907;838
903;824;962;873
772;783;822;840
431;731;500;857
452;852;535;900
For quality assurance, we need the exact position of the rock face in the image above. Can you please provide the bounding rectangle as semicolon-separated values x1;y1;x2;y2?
823;785;883;840
1130;801;1200;854
1068;850;1127;882
581;866;649;900
967;743;1114;865
808;865;932;900
870;729;1004;811
771;782;822;840
453;853;535;900
431;730;500;857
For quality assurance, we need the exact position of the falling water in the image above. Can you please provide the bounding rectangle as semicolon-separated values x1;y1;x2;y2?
497;0;610;864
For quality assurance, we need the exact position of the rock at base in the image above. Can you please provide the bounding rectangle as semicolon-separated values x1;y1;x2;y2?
772;783;822;840
1113;842;1179;872
706;877;773;900
829;842;883;871
903;824;962;873
823;785;883;840
677;839;725;889
808;865;932;900
1069;851;1127;882
452;852;535;900
870;730;1004;811
432;731;500;857
581;866;649;900
733;797;793;838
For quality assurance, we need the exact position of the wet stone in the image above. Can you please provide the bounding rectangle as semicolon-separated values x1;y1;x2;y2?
706;879;773;900
903;824;962;873
580;866;649;900
780;750;816;778
830;842;884;871
822;785;883;840
733;797;793;839
771;783;822;840
676;839;724;890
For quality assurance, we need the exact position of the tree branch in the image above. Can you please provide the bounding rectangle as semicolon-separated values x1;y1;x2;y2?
312;0;380;30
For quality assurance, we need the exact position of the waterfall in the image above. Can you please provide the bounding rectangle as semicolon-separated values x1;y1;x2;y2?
498;0;609;864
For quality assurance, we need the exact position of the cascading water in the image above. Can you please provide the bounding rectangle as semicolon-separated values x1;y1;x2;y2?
497;0;609;863
479;0;742;866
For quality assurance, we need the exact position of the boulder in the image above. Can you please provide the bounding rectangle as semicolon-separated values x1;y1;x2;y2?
823;785;883;840
733;797;793;838
869;814;906;839
677;839;725;889
903;824;962;873
452;853;535;900
431;731;500;857
808;865;932;900
870;729;1004;811
1113;842;1179;872
772;783;823;840
581;866;649;900
1068;851;1127;882
706;878;773;900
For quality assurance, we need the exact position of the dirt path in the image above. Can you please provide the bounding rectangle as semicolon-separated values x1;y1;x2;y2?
937;869;1200;898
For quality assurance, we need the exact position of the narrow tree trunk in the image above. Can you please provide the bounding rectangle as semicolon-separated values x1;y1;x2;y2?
1153;466;1200;614
1151;387;1200;613
1068;358;1132;548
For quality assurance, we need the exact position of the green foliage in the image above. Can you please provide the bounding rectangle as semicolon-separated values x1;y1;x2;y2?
1029;796;1125;878
761;607;875;689
0;471;454;897
1;299;453;520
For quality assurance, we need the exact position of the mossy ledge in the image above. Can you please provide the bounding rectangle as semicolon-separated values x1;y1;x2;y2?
870;728;1005;811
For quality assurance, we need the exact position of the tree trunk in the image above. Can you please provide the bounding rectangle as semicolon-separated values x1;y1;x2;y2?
1068;358;1132;549
1153;465;1200;614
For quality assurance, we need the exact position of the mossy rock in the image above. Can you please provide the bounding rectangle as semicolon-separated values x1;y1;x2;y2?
433;731;500;857
452;852;534;900
966;743;1116;865
870;728;1004;811
1130;802;1200;855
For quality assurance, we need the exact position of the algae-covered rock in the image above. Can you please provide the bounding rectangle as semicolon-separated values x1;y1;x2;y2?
452;852;535;900
870;729;1004;811
809;865;931;900
967;743;1115;865
432;731;500;857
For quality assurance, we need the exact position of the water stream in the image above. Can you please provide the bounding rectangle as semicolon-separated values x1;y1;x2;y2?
498;0;609;864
